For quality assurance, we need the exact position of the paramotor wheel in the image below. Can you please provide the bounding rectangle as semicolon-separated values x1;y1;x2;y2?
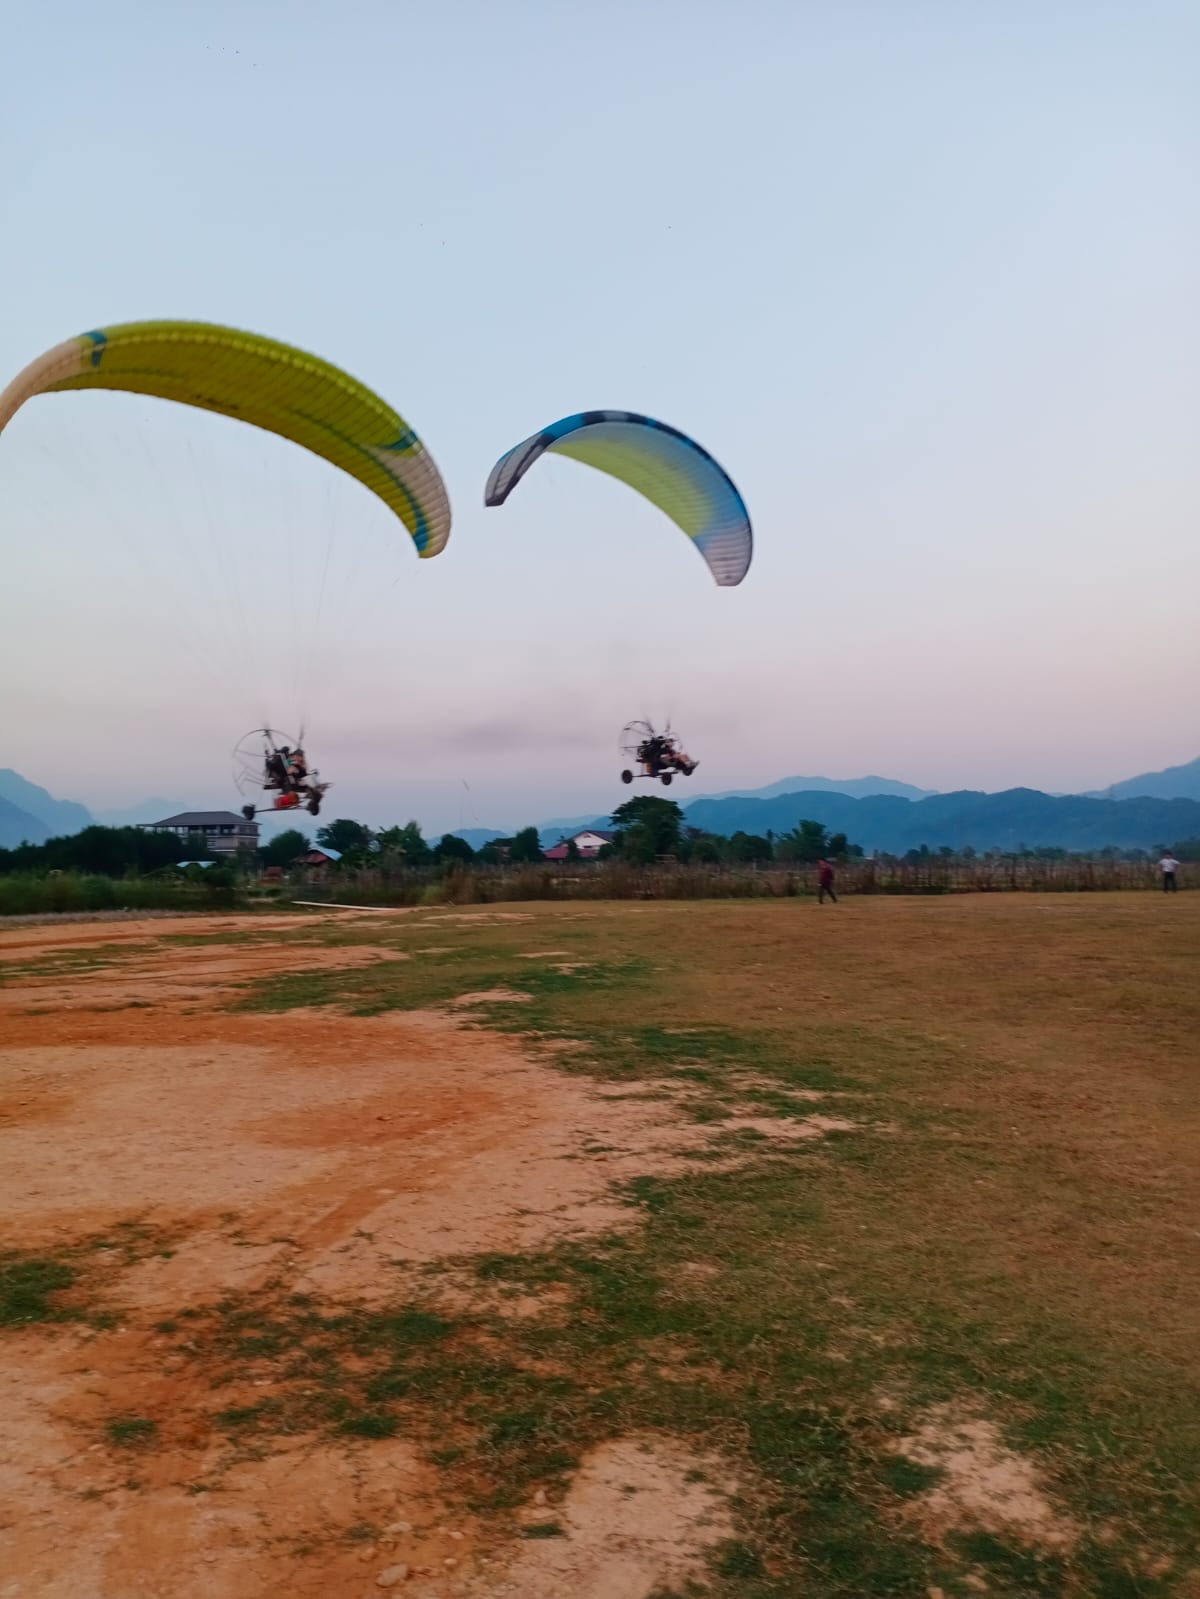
241;804;258;821
661;773;673;786
621;769;634;784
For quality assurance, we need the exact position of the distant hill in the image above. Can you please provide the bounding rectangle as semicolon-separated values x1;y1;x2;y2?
699;773;936;802
535;813;613;840
683;787;1200;854
0;795;52;848
0;770;92;836
1085;755;1200;803
534;773;934;843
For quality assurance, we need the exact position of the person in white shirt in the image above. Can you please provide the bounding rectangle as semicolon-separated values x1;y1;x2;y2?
1158;853;1180;893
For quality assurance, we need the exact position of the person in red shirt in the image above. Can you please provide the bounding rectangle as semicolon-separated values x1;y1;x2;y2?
817;859;837;905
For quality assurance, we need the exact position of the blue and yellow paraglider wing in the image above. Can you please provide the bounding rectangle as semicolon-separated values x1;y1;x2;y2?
485;409;751;587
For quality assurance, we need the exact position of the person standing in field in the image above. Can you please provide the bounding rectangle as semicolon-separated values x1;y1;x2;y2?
1159;851;1180;892
817;858;837;905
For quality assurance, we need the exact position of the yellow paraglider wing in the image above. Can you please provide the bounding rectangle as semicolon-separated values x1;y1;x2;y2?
0;321;450;556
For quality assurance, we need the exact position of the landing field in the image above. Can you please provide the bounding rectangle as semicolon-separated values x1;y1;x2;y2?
1;895;1197;1597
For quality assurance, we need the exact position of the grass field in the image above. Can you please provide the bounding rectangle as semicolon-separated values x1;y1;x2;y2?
1;894;1197;1597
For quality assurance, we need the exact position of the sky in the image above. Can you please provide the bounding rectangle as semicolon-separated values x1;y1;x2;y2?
2;0;1198;833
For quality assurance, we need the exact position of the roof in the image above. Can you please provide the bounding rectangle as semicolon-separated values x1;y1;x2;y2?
302;847;341;862
545;830;614;860
146;811;252;828
177;860;217;869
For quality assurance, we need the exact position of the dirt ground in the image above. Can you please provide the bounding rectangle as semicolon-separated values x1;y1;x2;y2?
0;914;742;1598
6;899;1195;1597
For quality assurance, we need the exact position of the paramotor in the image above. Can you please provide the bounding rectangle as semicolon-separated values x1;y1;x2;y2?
234;728;329;818
619;721;698;787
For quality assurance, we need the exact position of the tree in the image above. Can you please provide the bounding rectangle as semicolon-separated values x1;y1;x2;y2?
375;821;430;864
508;826;543;864
685;833;721;864
826;831;853;859
564;838;582;862
199;864;237;901
610;796;684;860
678;825;721;864
262;828;309;869
433;832;474;865
776;819;830;863
0;824;195;877
316;818;374;857
728;830;774;863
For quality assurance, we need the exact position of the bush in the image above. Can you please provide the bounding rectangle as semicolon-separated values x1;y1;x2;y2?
0;872;245;917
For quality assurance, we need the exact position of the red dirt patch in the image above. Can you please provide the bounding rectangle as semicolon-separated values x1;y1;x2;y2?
0;910;753;1596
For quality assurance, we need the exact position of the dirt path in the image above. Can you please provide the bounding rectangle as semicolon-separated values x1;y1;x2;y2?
0;912;738;1597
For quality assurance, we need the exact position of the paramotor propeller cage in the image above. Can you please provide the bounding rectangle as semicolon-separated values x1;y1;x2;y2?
619;721;657;762
233;728;299;798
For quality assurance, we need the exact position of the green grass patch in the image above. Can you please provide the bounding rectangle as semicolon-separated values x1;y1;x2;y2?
214;1400;280;1430
106;1416;158;1447
0;1224;196;1333
714;1540;766;1578
0;1253;78;1326
337;1410;400;1439
231;945;653;1021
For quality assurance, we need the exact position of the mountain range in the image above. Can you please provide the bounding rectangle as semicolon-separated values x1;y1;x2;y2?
691;773;936;803
531;764;1200;853
0;771;91;845
0;794;51;848
680;787;1200;855
1085;755;1200;803
2;759;1200;855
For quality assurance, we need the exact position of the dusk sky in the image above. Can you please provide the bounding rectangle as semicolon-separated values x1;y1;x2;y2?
2;1;1197;833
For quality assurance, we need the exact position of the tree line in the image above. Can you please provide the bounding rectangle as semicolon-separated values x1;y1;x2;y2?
0;825;209;876
3;802;1197;881
292;798;861;869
